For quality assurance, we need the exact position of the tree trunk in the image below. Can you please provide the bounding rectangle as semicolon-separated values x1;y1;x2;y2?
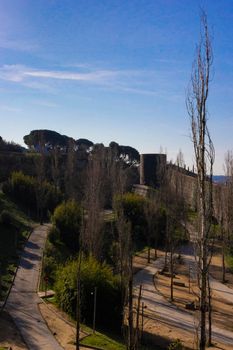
170;249;174;301
221;218;226;283
207;274;212;347
135;285;142;349
147;246;151;264
128;262;134;350
76;253;82;350
186;12;213;349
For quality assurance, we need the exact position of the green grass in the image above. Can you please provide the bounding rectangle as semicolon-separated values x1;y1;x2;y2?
80;325;125;350
0;191;32;228
80;324;161;350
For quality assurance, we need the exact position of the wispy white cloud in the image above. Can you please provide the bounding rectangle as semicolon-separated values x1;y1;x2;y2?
25;69;119;82
0;64;183;99
0;64;122;84
0;64;26;82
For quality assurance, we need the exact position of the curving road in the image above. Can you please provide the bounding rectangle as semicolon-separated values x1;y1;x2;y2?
134;255;233;347
5;225;64;350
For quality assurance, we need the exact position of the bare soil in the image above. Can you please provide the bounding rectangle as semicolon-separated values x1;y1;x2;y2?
39;302;76;350
155;250;233;350
38;302;90;350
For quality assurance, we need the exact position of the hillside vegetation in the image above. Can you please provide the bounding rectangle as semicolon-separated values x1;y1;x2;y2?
0;191;33;302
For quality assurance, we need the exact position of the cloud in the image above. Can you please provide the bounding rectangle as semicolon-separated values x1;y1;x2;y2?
0;64;122;84
0;64;26;82
24;69;119;82
0;64;144;92
0;64;183;99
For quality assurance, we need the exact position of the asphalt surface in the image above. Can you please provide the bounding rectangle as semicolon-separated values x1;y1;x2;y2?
134;254;233;347
6;225;64;350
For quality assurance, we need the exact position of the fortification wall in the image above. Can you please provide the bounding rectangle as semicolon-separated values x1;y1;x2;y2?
139;153;221;215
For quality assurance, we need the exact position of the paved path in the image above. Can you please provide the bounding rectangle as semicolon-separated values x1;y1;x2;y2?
5;225;64;350
134;255;233;347
180;243;233;304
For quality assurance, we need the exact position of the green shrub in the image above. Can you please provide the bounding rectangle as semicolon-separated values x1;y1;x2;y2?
115;193;147;248
52;200;82;252
48;225;60;244
55;256;122;330
2;171;36;209
168;339;183;350
2;171;62;220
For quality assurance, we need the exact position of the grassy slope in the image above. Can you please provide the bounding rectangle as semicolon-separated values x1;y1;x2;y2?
80;326;125;350
0;191;33;300
80;326;164;350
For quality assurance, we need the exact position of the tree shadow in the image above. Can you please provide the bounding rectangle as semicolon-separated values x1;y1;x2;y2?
141;330;171;349
142;329;192;350
19;257;34;269
23;250;40;261
26;241;40;250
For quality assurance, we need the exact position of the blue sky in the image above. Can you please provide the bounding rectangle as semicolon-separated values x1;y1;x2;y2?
0;0;233;174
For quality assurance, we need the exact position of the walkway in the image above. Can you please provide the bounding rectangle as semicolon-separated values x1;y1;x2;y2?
134;255;233;347
5;225;64;350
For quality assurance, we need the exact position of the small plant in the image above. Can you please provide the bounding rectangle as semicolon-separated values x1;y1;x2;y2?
168;339;183;350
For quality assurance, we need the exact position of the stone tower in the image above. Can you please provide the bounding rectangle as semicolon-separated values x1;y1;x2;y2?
140;153;167;188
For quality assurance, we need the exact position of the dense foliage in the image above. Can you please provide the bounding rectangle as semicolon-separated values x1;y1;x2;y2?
0;192;31;300
24;129;73;149
115;193;147;248
55;256;122;330
109;141;140;164
51;200;82;252
2;171;62;219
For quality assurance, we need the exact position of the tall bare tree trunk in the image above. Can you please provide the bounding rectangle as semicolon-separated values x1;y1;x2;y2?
186;11;214;350
76;251;82;350
128;255;134;350
135;284;142;350
34;138;46;224
207;274;212;346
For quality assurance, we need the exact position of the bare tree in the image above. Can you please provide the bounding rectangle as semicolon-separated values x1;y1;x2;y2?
34;138;47;224
215;183;227;282
51;145;60;192
186;11;214;350
166;162;187;302
65;139;77;199
144;198;158;263
223;151;233;241
83;146;105;259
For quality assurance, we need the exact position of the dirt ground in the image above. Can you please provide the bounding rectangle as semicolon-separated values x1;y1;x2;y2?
155;250;233;350
38;302;77;350
1;247;232;350
38;301;93;350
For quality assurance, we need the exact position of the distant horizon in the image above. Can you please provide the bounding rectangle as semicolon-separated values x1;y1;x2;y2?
1;127;227;176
